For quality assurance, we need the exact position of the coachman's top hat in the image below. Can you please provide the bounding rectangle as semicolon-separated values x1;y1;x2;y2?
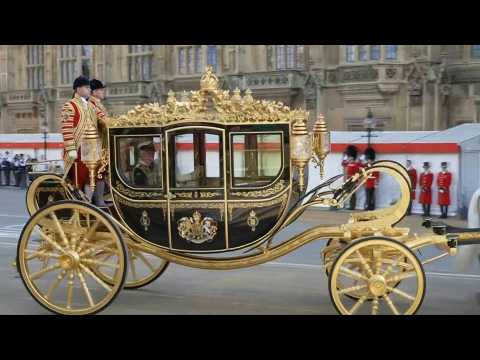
90;79;106;91
73;76;90;90
423;162;430;168
441;162;447;167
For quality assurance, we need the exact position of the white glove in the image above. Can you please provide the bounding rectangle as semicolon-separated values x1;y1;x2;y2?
68;150;78;161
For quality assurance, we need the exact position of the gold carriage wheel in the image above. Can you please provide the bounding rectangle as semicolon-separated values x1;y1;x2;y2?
26;174;71;216
328;237;425;315
17;200;127;315
89;235;169;290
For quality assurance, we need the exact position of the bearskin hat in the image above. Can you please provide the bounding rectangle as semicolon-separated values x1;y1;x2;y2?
345;145;358;159
364;147;376;161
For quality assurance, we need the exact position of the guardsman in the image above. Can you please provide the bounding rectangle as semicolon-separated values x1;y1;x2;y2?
61;75;97;195
437;161;452;218
419;161;433;217
363;147;379;211
88;79;110;206
342;145;361;210
406;159;417;215
133;141;157;186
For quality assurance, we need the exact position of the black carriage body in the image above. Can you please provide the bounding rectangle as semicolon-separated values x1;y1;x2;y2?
108;122;304;253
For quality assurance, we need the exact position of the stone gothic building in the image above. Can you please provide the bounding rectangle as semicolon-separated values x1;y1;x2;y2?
0;45;479;133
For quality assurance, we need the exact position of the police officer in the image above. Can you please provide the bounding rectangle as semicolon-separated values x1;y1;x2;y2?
406;159;417;215
419;162;433;217
2;151;12;186
437;161;452;218
133;141;157;186
363;147;379;211
341;145;361;210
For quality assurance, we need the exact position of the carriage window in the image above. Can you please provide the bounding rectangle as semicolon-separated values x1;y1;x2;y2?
116;136;162;188
232;133;282;187
172;131;223;188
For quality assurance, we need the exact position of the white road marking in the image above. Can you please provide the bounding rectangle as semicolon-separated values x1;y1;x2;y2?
0;214;29;219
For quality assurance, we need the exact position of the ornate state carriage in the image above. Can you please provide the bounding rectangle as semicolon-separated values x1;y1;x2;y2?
16;67;480;315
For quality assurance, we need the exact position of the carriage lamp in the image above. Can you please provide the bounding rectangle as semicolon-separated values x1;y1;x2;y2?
291;114;312;192
80;119;102;191
311;114;330;179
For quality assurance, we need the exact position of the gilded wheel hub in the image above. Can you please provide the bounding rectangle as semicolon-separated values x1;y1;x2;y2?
368;275;387;297
59;251;80;270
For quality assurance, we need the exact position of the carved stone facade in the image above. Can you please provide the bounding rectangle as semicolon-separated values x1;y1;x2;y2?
1;45;480;133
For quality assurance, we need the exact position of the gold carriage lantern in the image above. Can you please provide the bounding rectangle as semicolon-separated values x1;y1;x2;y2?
311;114;330;179
291;113;312;192
80;119;102;191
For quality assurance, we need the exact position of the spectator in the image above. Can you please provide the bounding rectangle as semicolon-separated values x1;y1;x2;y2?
13;154;20;187
18;154;27;189
1;152;12;186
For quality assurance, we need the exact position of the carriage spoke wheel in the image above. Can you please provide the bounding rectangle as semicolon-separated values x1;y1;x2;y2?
17;200;127;315
26;174;70;216
328;237;425;315
89;235;169;290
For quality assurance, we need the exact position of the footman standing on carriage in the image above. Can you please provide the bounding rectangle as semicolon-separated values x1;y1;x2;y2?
363;147;379;211
406;160;417;215
419;162;433;217
88;79;110;206
341;145;361;210
437;162;452;218
61;75;97;196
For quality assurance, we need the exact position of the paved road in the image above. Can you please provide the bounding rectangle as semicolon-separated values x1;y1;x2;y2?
1;187;480;315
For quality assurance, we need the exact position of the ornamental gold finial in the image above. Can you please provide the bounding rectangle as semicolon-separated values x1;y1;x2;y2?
200;65;219;93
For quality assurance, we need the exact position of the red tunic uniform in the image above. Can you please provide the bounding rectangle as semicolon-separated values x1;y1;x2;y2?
407;167;417;200
61;95;96;190
419;172;433;204
343;160;362;179
365;169;380;189
437;171;452;206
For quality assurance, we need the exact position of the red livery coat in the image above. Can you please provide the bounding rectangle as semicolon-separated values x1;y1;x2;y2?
342;160;362;179
437;171;452;206
407;167;417;200
419;172;433;204
61;95;90;190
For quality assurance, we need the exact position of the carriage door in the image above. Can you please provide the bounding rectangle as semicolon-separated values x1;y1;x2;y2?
165;126;228;252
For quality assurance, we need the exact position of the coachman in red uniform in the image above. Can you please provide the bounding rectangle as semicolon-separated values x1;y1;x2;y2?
419;162;433;217
363;147;379;210
341;145;361;210
406;160;417;215
437;162;452;218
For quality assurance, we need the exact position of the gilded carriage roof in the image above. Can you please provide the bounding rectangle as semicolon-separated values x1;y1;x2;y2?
107;66;309;128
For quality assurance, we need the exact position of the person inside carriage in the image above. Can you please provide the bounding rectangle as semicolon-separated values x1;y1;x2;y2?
133;141;160;186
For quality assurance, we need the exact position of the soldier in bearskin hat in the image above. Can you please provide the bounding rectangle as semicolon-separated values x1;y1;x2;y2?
341;145;361;210
437;161;452;218
61;75;97;195
419;161;433;217
363;147;380;211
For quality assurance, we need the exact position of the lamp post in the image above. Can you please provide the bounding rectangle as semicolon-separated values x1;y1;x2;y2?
362;107;378;146
41;123;48;161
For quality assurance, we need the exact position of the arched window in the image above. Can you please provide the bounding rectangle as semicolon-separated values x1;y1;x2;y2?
385;45;398;60
472;45;480;58
275;45;305;70
27;45;45;89
346;45;355;63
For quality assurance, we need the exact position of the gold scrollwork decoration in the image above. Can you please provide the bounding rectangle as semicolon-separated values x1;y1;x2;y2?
231;180;286;198
107;66;308;128
115;183;163;199
177;210;218;245
170;202;225;221
200;192;218;198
